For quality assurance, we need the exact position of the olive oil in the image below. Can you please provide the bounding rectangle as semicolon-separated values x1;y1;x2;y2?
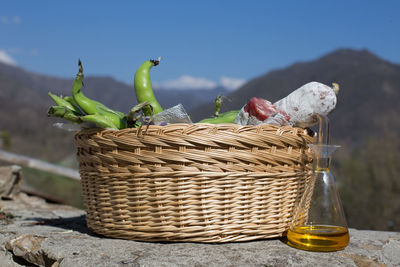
287;225;349;252
287;144;350;252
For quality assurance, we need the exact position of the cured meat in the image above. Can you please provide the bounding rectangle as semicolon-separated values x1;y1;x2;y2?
234;97;290;126
234;82;337;128
274;82;337;128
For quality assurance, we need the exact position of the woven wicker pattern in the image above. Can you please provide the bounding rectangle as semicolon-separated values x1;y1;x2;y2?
75;123;314;242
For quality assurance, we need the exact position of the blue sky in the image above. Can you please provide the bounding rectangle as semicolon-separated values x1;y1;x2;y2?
1;1;400;90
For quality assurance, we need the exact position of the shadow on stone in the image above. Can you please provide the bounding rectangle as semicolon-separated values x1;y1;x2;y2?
12;253;37;267
28;215;101;237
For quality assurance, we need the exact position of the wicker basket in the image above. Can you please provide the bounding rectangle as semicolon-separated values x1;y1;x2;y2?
74;123;314;243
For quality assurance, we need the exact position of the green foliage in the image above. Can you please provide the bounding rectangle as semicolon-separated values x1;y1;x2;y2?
21;166;83;209
1;131;11;149
336;136;400;231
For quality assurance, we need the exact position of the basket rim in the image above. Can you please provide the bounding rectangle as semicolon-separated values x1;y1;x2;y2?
76;123;314;136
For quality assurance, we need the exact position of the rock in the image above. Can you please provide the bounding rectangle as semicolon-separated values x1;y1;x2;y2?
382;239;400;266
5;235;49;266
0;165;21;200
1;193;400;267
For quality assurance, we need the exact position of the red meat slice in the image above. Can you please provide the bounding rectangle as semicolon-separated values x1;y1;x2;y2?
244;97;290;121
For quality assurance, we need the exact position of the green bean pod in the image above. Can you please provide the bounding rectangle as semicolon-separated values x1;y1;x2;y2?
214;95;223;117
96;108;126;129
63;95;77;105
134;59;163;116
198;110;239;124
94;100;125;119
63;96;84;114
72;60;99;115
93;103;126;129
81;114;118;129
48;92;82;114
71;60;126;129
47;106;82;123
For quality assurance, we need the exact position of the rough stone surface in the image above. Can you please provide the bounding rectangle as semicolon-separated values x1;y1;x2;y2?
0;165;21;200
1;193;400;267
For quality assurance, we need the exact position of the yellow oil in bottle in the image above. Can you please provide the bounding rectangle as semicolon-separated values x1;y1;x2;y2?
287;225;349;252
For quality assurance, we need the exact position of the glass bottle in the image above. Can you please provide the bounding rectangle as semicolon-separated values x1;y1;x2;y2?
287;144;349;252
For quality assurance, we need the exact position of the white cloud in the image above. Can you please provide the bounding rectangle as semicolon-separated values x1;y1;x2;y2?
220;76;246;91
154;75;247;91
154;75;217;90
0;16;7;24
0;50;17;66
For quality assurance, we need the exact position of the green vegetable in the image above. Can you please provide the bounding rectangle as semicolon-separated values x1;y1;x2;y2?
98;110;126;129
198;95;238;124
134;58;163;116
63;96;77;105
93;101;126;129
71;60;98;115
48;92;82;114
93;100;125;119
214;94;223;117
47;60;129;130
126;102;151;128
47;106;82;123
198;110;239;124
81;114;118;129
63;96;84;114
71;60;126;129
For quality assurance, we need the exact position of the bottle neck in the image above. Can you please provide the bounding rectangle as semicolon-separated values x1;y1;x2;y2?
314;156;331;172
